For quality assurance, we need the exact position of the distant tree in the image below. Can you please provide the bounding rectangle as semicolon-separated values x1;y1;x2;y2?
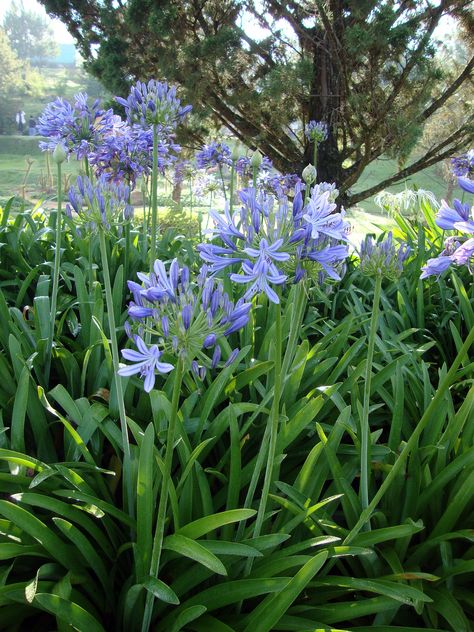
3;1;58;64
39;0;473;205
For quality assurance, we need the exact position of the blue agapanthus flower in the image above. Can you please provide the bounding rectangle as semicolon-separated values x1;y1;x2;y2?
115;79;192;131
120;259;250;386
198;180;349;303
196;141;232;169
305;120;329;143
38;93;118;159
88;123;180;185
421;180;474;280
118;337;174;392
65;175;133;233
360;232;411;280
451;150;474;178
459;176;474;195
235;155;273;179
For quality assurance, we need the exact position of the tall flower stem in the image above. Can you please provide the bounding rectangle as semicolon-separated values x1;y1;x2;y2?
218;164;227;201
141;357;184;632
98;229;133;520
313;142;318;171
88;237;94;296
360;273;382;523
150;124;159;271
189;178;193;219
229;163;235;213
45;161;63;384
236;284;306;544
245;300;282;575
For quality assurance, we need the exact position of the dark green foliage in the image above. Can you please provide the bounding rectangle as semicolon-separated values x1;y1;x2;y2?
0;198;472;630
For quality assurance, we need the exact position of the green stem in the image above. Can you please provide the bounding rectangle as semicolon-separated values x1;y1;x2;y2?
346;321;474;543
313;142;318;171
229;163;235;214
236;284;306;542
360;274;382;522
124;221;131;293
141;358;184;632
245;301;282;574
150;124;159;271
252;166;257;189
88;237;94;297
98;229;133;520
189;178;193;220
218;164;227;201
45;161;63;384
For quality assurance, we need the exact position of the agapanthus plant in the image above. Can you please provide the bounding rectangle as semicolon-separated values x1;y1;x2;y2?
198;179;349;566
116;79;192;132
119;259;250;389
38;92;118;160
65;175;133;234
196;141;232;169
117;259;250;632
421;177;474;279
358;231;410;518
199;183;349;303
116;79;192;268
451;149;474;178
88;123;180;186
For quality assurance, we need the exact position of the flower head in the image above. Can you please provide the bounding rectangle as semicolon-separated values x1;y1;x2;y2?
65;175;133;233
120;259;249;385
360;232;410;280
38;93;118;159
196;141;232;170
305;120;328;143
451;150;474;178
198;179;349;301
116;79;191;131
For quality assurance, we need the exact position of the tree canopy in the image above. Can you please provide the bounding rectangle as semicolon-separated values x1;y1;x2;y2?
39;0;473;204
3;1;58;63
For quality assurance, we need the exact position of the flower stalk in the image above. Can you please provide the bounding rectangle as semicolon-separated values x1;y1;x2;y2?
141;357;184;632
98;229;133;519
45;160;63;384
360;272;382;523
150;124;159;271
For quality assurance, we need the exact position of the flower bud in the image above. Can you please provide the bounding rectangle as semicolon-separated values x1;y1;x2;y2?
302;164;317;184
250;150;262;169
52;142;67;165
231;144;240;162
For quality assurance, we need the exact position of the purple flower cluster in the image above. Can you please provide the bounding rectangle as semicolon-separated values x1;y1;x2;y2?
88;124;180;185
66;175;133;233
119;259;250;390
360;232;410;280
196;142;232;169
198;182;349;303
235;155;273;179
115;79;192;131
451;150;474;178
421;177;474;279
305;120;329;143
38;93;118;159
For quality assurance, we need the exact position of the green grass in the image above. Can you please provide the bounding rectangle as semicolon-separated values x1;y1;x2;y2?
353;157;454;213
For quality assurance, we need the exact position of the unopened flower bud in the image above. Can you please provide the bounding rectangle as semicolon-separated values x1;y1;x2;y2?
231;144;240;162
302;164;317;184
52;142;67;165
250;150;262;169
